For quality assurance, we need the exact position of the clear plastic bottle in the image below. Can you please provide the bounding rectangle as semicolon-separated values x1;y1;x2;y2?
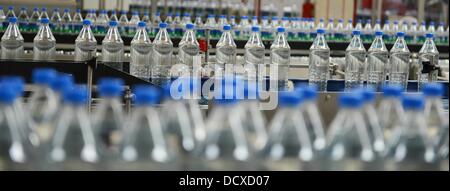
367;31;389;91
334;19;345;41
118;10;129;34
178;23;200;77
308;29;330;91
50;8;61;32
378;85;405;141
151;22;173;86
0;82;29;165
92;78;124;160
28;68;59;142
75;20;97;61
121;85;176;170
130;21;153;80
270;27;290;91
61;8;72;33
385;95;438;170
95;10;109;34
39;7;49;20
418;33;439;89
436;22;446;44
345;30;366;91
49;85;98;166
263;91;314;170
417;21;428;43
128;11;140;34
72;9;83;33
17;7;29;31
1;17;24;59
326;92;375;170
215;25;237;77
244;26;265;81
296;85;326;152
389;32;411;90
101;21;124;69
29;7;40;32
33;18;56;61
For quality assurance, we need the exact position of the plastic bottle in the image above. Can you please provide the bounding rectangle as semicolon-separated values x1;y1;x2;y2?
29;7;40;32
326;92;375;170
74;20;97;61
366;31;389;91
17;7;29;31
92;78;125;159
33;18;56;61
215;25;237;77
436;22;447;44
1;17;24;59
130;21;153;80
39;7;49;20
128;11;140;34
61;9;72;33
28;68;58;142
389;32;411;90
151;22;173;86
95;10;109;34
0;82;29;164
345;30;366;91
121;85;175;169
101;21;124;69
402;21;413;43
378;85;405;141
118;10;129;34
178;23;200;77
72;9;83;33
244;26;265;80
50;8;61;32
49;85;98;166
270;27;290;91
308;29;330;91
385;95;438;170
418;33;439;89
263;91;314;170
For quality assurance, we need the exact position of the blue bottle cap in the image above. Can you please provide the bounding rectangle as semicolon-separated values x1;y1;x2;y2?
279;92;302;107
422;83;444;97
98;78;124;97
0;83;18;104
317;28;325;34
109;20;118;26
9;17;17;23
138;21;146;27
8;6;14;10
402;95;424;110
63;85;87;105
223;25;231;31
40;18;49;24
375;31;383;36
32;68;57;85
133;85;160;105
186;23;194;29
277;27;285;33
426;33;434;38
159;22;168;28
396;31;405;37
383;85;403;97
352;30;361;35
64;8;70;12
251;26;260;32
42;7;47;11
339;93;363;108
51;74;74;92
83;19;91;25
